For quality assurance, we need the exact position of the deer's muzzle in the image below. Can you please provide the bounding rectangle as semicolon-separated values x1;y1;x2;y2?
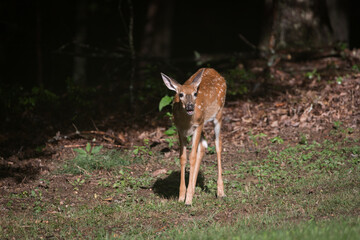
185;104;195;115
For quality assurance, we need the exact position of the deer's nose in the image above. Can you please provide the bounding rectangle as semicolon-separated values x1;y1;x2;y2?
185;104;194;111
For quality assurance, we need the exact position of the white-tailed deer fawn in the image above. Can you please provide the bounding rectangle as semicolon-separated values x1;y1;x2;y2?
161;68;226;205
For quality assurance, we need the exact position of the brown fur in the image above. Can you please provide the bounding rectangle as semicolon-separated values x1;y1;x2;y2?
161;68;226;205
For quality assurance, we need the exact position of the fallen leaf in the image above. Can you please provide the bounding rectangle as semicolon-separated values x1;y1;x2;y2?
275;102;286;107
300;112;308;122
152;168;167;177
270;121;279;128
138;131;149;140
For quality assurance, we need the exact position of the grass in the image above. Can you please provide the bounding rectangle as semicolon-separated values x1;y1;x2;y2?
1;128;359;239
160;217;360;240
61;148;134;175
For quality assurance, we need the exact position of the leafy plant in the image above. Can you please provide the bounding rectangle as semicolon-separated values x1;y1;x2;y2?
74;143;103;157
305;69;321;81
352;64;360;72
249;131;267;147
333;121;343;129
299;133;308;145
133;139;153;156
159;95;179;148
16;87;59;111
207;146;216;154
164;125;177;136
335;76;343;85
271;136;284;144
165;137;177;148
71;177;86;191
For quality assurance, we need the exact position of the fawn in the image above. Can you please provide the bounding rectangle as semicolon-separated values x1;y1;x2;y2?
161;68;226;205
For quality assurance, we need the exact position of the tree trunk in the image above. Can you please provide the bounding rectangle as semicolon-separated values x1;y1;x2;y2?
140;0;174;59
259;0;334;51
36;0;43;87
73;0;88;86
326;0;349;44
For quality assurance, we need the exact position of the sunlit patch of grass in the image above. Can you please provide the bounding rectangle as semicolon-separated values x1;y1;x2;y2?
160;217;360;240
61;149;133;175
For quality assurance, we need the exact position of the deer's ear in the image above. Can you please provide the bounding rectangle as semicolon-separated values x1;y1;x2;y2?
161;73;180;92
191;69;205;88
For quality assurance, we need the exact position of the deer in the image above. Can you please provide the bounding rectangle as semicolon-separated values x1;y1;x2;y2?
161;68;227;205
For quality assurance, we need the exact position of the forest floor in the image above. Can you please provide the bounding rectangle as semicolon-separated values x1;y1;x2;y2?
0;50;360;239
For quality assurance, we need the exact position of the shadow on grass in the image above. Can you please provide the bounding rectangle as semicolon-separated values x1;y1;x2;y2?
152;170;207;199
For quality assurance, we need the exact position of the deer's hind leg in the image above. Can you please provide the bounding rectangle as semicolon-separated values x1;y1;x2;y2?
192;132;206;191
214;113;225;198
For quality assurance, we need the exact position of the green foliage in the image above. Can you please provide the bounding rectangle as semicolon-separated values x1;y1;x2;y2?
249;130;267;147
71;177;86;191
73;143;103;157
0;84;60;114
159;95;173;111
299;133;308;145
305;68;321;81
18;87;59;110
164;125;177;136
352;64;360;72
270;136;284;144
337;41;348;51
165;137;177;148
159;95;179;148
133;139;153;156
335;76;343;85
207;146;216;154
333;121;342;129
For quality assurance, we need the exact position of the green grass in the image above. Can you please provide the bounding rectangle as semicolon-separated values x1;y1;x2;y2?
61;148;133;175
1;131;359;239
160;217;360;240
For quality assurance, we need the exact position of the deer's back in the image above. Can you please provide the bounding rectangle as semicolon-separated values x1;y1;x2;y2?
187;68;226;123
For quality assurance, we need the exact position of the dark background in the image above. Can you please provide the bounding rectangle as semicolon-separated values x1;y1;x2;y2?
2;0;360;91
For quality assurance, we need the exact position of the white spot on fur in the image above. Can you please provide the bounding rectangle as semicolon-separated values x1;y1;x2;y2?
201;138;208;148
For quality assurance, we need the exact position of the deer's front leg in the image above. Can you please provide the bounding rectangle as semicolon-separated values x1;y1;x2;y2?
185;125;203;205
178;133;187;202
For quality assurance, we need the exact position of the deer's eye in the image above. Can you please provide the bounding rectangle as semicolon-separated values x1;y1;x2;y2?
194;92;198;97
179;93;184;98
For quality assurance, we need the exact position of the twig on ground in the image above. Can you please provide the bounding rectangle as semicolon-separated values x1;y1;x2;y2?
91;119;99;131
72;123;80;134
50;129;125;145
64;143;124;149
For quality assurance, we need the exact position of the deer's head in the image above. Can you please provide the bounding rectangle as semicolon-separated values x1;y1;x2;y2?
161;70;204;115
